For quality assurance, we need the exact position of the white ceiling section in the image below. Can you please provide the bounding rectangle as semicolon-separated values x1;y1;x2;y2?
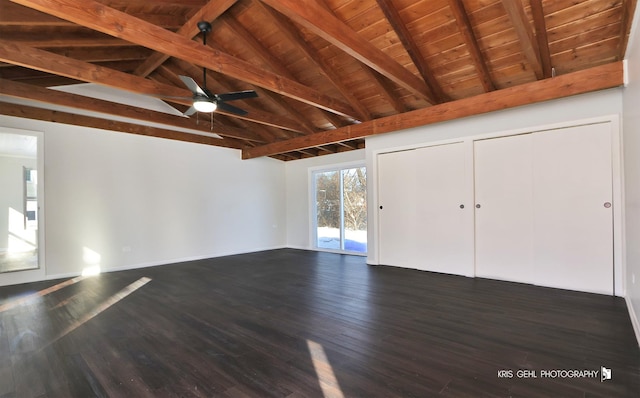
51;84;185;117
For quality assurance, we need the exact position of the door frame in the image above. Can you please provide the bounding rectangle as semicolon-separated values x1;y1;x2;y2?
309;160;367;255
0;126;46;287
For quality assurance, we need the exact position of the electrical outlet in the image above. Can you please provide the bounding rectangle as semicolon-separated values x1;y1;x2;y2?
122;246;132;253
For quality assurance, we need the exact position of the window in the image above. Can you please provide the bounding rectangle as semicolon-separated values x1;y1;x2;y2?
313;166;367;254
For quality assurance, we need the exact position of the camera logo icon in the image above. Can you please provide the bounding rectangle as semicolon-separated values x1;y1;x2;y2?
601;366;612;382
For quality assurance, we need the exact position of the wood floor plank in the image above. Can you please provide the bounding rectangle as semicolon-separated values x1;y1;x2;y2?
0;249;638;397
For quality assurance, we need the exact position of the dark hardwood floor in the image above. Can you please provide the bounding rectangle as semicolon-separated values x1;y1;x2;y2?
0;249;638;397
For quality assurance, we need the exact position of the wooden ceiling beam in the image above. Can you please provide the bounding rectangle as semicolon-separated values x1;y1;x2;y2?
135;0;238;77
216;102;305;133
316;146;335;154
9;0;357;118
0;1;71;26
1;2;183;29
0;39;189;97
256;0;371;121
44;46;153;63
0;33;128;48
501;0;544;80
255;88;315;135
281;152;302;160
0;67;59;81
0;77;267;142
449;0;495;92
119;15;189;30
0;40;307;133
337;141;357;150
212;120;268;144
530;0;553;78
106;0;207;6
298;148;320;157
260;0;433;103
322;110;348;130
0;102;235;148
217;16;319;133
14;77;81;87
375;0;448;103
242;62;623;159
216;116;280;143
154;64;187;88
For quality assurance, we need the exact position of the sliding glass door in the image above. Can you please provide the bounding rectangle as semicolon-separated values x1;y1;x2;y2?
313;166;367;254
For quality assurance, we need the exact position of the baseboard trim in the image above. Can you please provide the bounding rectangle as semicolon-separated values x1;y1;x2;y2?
285;245;369;257
625;296;640;347
285;245;311;251
45;245;288;281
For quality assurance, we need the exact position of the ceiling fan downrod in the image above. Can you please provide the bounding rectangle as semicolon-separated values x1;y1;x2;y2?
198;21;212;89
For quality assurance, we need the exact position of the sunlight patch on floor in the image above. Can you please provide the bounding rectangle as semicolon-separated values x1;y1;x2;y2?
49;276;152;345
307;339;345;398
0;275;87;313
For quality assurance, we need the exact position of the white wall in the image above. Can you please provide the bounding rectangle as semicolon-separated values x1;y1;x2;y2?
285;150;365;250
623;7;640;344
0;115;286;286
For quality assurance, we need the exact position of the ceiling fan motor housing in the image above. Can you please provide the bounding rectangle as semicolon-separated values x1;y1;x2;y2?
197;21;212;33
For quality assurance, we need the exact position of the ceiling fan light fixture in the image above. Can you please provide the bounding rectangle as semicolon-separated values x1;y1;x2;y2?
193;99;217;113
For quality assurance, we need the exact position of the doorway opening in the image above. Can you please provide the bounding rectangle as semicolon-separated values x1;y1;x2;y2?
0;131;41;273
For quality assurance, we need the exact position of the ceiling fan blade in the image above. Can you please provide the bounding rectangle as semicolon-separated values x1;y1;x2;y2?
179;75;207;97
184;106;197;116
217;101;248;115
215;90;258;102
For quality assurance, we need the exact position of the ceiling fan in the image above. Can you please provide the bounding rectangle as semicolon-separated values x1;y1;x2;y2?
172;21;258;116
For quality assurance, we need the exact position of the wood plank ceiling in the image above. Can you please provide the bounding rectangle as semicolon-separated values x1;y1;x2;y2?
0;0;636;160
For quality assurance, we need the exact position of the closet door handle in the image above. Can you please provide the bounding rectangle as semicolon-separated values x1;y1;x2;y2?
604;202;611;208
476;204;481;209
459;204;464;209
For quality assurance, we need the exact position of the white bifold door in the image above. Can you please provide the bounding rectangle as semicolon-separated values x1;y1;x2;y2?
474;123;613;294
378;142;473;276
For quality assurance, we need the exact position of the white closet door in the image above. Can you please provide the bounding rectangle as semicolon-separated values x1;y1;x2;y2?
377;149;417;268
474;134;534;284
413;143;472;276
532;123;613;294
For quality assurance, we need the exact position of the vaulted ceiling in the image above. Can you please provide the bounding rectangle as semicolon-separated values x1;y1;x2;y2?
0;0;635;160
